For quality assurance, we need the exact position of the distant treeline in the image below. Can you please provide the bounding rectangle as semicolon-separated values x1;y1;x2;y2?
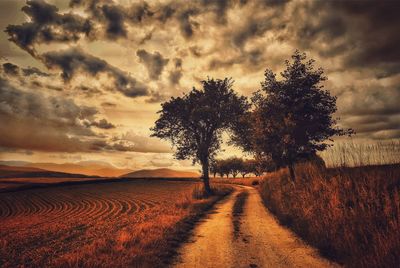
210;155;325;178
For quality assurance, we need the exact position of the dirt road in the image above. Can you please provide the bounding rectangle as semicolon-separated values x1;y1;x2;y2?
174;187;339;268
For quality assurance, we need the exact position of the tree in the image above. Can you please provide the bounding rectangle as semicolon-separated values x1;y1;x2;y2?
233;51;352;181
151;78;248;194
240;159;252;178
226;157;243;178
209;160;218;178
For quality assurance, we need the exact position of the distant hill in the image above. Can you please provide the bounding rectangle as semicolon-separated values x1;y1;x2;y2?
0;161;131;177
121;168;200;178
0;165;91;178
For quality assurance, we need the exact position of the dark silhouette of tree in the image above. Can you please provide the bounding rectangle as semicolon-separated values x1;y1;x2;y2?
151;78;248;193
209;160;218;178
239;159;252;178
232;51;352;181
226;157;243;178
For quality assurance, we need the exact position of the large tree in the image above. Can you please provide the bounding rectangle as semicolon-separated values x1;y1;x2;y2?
232;51;352;181
151;78;248;193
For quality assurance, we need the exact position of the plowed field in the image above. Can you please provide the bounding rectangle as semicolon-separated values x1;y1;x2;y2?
0;180;199;267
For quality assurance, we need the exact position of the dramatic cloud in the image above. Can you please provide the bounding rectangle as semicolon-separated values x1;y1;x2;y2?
42;48;148;97
117;131;172;153
5;0;92;56
2;62;19;76
1;0;399;166
22;66;50;77
0;77;97;152
86;118;116;129
168;58;183;85
136;49;169;80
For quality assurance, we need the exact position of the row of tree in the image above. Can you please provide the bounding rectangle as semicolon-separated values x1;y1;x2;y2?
210;157;265;178
151;51;353;194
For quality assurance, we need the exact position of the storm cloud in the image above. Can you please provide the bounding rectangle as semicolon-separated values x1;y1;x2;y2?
5;0;92;56
42;48;148;97
1;0;400;162
136;49;169;80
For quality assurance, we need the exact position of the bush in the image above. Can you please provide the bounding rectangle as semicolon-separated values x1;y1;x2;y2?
251;180;259;186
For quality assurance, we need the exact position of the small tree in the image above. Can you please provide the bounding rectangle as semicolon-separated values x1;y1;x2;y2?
151;78;248;194
226;157;243;178
220;159;231;178
240;159;252;178
247;159;263;177
233;51;352;181
209;160;218;178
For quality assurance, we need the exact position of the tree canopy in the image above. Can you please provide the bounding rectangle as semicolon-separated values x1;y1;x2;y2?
232;51;352;181
151;78;248;193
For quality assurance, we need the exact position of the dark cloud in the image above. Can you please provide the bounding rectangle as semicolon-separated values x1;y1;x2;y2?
0;77;96;152
208;48;265;71
139;29;153;45
101;101;116;107
6;0;92;56
177;8;199;39
145;91;167;104
336;83;400;139
2;62;19;76
2;62;51;77
231;17;272;49
136;49;169;80
85;118;115;129
76;85;103;97
42;48;148;97
100;4;127;39
200;0;230;24
22;66;50;77
168;58;183;85
0;77;152;152
290;1;400;75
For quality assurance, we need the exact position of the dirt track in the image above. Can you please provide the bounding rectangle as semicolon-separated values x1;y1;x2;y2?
174;186;339;268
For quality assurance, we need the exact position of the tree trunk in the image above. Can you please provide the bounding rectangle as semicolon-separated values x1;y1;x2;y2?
288;163;296;182
201;159;212;194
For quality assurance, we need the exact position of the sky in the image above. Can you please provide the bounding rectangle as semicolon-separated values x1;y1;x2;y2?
0;0;399;170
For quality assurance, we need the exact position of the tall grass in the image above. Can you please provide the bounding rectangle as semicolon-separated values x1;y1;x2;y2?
320;139;400;167
260;141;400;267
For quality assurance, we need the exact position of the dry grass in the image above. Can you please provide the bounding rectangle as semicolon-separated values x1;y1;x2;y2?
260;161;400;267
0;180;232;267
320;139;400;167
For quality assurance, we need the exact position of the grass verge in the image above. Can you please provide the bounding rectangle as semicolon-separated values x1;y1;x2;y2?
259;163;400;267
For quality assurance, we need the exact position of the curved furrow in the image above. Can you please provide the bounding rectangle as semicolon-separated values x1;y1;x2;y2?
74;195;104;221
54;194;88;223
86;193;111;220
30;193;51;216
97;196;118;220
105;197;124;219
5;195;21;218
116;193;140;215
0;196;13;218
